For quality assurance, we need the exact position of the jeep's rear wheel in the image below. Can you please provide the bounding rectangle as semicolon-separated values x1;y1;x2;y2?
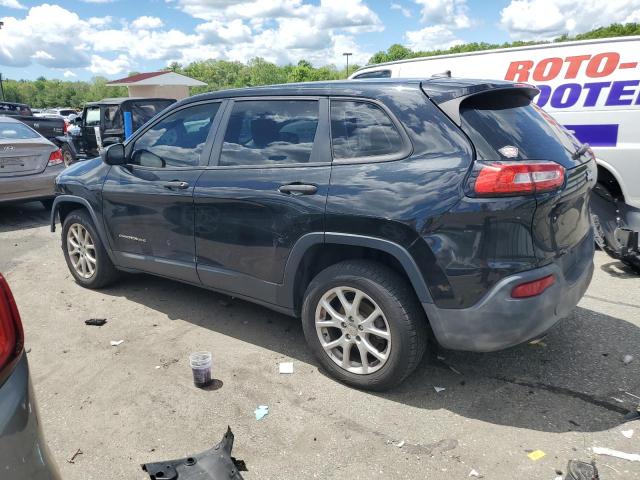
61;144;75;167
301;260;428;391
62;209;119;288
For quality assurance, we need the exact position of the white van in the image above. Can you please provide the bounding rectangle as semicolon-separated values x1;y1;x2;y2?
351;36;640;271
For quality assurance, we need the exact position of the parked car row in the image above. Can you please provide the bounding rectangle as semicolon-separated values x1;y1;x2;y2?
0;97;175;207
0;102;67;148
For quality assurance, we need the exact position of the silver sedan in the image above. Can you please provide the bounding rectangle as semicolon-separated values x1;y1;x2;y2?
0;117;65;208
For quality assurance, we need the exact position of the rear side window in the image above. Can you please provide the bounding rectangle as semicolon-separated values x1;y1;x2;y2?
460;92;578;162
220;100;319;167
0;103;30;116
0;122;40;140
330;101;403;160
103;106;121;130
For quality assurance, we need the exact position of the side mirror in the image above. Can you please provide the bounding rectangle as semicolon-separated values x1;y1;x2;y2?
101;143;126;165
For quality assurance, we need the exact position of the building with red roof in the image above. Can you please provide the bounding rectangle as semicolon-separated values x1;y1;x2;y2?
107;71;206;100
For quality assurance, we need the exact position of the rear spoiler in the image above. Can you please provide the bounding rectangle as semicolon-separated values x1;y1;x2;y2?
421;81;539;126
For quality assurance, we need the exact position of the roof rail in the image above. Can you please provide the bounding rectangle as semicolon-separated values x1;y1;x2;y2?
431;70;452;78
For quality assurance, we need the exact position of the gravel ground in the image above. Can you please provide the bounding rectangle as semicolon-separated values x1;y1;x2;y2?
1;201;639;480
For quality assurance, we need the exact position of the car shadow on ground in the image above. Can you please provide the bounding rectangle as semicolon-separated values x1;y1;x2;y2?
600;260;639;279
100;273;640;434
0;201;51;233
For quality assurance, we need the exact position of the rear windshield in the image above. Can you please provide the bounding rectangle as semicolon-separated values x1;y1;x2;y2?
0;122;40;140
460;92;579;162
0;103;31;117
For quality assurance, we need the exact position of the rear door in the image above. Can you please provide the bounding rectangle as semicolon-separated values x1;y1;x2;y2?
194;97;331;305
101;101;223;283
458;89;597;264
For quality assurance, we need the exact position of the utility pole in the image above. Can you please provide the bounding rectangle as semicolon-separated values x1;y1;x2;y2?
0;22;4;101
343;52;352;77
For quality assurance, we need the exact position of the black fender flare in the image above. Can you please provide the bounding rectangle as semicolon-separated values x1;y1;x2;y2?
278;232;434;309
50;195;117;264
54;136;79;157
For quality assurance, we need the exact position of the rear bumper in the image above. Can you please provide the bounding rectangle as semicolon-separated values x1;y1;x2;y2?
0;354;61;480
0;165;63;203
423;231;594;352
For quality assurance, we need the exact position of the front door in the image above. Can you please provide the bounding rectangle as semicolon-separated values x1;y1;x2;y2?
102;101;223;283
81;106;100;155
194;98;331;306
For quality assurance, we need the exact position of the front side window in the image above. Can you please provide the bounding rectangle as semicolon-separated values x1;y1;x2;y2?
132;102;219;168
85;107;100;126
330;101;403;160
220;100;319;166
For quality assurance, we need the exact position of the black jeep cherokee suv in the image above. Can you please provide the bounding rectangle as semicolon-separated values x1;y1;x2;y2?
51;78;596;390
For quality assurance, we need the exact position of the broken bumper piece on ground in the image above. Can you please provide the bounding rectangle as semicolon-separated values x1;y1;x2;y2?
141;427;244;480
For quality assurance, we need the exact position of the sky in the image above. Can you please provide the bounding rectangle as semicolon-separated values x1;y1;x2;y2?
1;0;640;81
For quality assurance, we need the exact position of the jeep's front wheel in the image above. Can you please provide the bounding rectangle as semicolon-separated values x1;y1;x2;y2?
62;209;119;288
301;260;428;391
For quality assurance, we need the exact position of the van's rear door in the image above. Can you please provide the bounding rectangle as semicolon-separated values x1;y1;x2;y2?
455;88;597;266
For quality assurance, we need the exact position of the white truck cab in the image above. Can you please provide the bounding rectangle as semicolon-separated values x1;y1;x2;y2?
350;36;640;271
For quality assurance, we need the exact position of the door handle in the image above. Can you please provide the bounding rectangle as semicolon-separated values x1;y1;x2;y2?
163;180;190;190
278;183;318;195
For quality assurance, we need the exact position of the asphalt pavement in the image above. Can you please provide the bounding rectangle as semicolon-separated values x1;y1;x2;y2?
1;201;639;479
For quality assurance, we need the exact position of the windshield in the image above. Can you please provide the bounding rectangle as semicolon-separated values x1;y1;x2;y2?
0;121;41;140
460;91;581;164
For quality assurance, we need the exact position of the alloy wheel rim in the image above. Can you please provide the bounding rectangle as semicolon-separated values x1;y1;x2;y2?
67;223;97;279
315;286;391;375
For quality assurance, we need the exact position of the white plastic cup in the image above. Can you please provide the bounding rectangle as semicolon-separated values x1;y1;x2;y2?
189;351;212;387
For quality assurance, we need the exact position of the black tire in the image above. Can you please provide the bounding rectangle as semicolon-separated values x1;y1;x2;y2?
591;183;640;274
621;258;640;274
61;144;75;167
41;199;54;210
301;260;428;391
61;209;119;288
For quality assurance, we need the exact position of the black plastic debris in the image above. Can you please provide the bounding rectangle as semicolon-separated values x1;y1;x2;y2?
624;405;640;422
85;318;107;326
142;427;244;480
564;460;599;480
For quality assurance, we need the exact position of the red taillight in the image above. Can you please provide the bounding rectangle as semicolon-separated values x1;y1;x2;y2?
0;274;24;374
48;149;63;166
473;161;565;196
511;274;555;298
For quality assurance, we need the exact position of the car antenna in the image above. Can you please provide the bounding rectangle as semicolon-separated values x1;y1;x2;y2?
431;70;452;78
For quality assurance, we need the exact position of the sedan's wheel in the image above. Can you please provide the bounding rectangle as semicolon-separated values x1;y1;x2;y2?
67;223;97;279
61;209;119;289
316;286;391;375
302;260;428;391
